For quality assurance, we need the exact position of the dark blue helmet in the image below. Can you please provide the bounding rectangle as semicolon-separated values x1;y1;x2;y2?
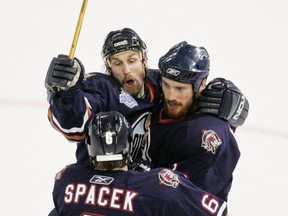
159;41;210;93
86;111;133;162
102;28;147;67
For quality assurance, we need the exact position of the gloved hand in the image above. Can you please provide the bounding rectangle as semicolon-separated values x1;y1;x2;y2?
199;78;249;128
45;54;84;95
128;159;153;172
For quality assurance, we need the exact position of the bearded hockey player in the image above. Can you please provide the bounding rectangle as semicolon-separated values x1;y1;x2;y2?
45;28;249;170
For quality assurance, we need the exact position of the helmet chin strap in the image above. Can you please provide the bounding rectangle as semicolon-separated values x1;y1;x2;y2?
143;59;147;81
142;59;149;99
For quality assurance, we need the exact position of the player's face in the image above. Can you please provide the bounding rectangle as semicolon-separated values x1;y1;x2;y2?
110;51;145;98
162;77;194;119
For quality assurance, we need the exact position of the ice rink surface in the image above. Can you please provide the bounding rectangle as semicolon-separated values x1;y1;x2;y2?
1;0;287;215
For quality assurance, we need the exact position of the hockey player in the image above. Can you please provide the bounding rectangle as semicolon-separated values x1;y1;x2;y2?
45;27;249;167
149;41;248;201
49;111;228;216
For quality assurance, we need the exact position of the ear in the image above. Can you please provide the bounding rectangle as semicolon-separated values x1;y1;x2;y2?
199;79;207;92
143;58;149;68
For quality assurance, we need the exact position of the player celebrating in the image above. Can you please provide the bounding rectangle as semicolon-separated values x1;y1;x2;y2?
49;111;228;216
45;28;249;168
149;41;248;201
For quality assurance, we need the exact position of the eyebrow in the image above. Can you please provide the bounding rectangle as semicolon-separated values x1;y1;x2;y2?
162;78;189;88
110;52;140;61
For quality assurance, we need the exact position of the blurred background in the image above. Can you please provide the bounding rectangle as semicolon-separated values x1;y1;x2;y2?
0;0;287;215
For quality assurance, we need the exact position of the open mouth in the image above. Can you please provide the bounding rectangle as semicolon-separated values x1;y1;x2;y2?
124;79;135;88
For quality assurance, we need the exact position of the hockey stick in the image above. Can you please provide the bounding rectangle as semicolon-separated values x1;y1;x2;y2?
69;0;89;59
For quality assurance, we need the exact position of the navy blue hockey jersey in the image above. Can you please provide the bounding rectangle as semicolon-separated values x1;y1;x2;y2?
149;108;240;201
49;165;227;216
48;70;162;163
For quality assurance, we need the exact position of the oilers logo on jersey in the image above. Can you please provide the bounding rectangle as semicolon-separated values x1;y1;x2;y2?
130;112;151;162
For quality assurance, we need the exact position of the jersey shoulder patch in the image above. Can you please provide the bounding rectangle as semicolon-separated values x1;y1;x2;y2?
119;88;138;108
158;169;180;188
54;164;71;180
201;130;222;154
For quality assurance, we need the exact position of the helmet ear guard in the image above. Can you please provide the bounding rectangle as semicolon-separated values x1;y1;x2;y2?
159;41;210;93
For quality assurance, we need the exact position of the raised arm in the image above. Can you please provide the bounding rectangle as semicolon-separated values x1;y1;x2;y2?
45;54;91;141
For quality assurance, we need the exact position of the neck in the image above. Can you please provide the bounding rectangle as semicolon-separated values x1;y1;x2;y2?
136;85;146;98
95;165;128;171
113;166;128;171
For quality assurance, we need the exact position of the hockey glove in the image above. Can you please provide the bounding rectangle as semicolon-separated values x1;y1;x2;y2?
128;159;153;173
45;54;84;95
199;78;249;128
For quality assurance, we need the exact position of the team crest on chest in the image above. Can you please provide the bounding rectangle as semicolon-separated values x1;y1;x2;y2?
130;112;152;161
201;130;222;154
119;89;138;108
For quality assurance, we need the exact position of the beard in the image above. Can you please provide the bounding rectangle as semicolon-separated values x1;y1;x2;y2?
120;72;145;98
123;79;144;98
163;99;193;119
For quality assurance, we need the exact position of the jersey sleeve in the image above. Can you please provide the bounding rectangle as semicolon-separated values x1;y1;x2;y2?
47;73;112;142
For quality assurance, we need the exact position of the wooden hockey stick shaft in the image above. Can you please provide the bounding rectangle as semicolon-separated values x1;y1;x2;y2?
69;0;88;59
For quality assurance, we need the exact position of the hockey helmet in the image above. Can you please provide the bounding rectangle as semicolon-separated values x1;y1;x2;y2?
102;28;147;67
86;111;133;162
159;41;210;93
